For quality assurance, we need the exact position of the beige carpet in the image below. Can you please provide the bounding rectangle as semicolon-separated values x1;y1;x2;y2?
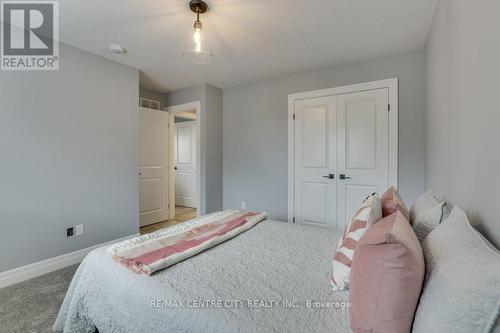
0;264;79;333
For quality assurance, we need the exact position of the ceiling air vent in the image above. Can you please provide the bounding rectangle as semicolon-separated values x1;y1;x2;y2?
140;98;161;110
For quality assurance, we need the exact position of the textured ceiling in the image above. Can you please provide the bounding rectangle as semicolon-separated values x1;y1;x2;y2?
59;0;437;92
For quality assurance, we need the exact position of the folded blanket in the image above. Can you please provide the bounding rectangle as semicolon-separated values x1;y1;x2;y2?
107;210;268;275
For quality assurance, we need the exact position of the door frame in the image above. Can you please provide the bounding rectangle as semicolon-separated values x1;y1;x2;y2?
287;78;399;223
165;101;201;219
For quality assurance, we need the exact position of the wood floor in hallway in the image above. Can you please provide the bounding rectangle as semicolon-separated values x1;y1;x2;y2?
140;206;197;235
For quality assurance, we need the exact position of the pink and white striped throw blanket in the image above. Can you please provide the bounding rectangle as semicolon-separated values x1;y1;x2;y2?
107;210;268;275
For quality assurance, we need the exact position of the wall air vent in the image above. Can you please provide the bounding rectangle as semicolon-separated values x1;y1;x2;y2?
140;98;161;110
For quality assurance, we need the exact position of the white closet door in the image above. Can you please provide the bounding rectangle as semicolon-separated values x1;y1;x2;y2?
336;88;390;229
294;96;337;227
139;108;170;227
174;121;196;208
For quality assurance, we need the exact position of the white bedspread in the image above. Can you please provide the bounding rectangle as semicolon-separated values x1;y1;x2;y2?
53;220;351;333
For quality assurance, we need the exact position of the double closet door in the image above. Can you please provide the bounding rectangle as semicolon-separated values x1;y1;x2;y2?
293;88;391;230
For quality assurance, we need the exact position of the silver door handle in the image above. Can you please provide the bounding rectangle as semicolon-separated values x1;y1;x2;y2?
339;174;351;180
322;174;335;179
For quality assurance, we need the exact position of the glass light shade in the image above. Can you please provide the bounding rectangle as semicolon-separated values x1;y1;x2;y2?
183;49;213;64
184;19;212;64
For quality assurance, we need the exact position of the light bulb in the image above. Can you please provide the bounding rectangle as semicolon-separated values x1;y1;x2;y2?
193;20;203;52
194;29;201;52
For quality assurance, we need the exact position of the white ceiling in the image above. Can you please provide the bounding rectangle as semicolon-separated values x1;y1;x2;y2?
59;0;437;92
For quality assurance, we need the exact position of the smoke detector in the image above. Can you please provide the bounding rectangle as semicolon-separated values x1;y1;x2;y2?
109;44;126;54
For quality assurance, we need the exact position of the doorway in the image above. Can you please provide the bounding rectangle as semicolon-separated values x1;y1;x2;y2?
288;79;398;230
173;111;198;223
138;101;201;235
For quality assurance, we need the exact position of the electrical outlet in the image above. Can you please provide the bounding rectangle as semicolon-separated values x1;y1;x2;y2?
75;224;84;236
66;227;74;237
241;201;246;210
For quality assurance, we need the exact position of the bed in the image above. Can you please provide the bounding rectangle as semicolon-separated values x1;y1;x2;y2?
53;220;351;333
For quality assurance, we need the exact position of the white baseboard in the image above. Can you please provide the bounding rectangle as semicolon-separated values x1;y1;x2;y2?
0;234;139;289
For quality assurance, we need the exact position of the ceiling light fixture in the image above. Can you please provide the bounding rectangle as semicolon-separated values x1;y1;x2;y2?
183;0;212;64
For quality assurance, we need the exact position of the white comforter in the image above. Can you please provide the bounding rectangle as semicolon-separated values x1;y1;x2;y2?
53;220;351;333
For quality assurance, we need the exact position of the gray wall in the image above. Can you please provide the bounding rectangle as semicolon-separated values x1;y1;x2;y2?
164;83;223;214
205;84;223;213
425;0;500;247
0;43;139;272
223;50;426;221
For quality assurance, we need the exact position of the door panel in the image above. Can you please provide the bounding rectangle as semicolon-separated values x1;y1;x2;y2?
302;106;328;168
294;96;336;227
346;101;377;169
175;122;196;208
176;172;194;201
301;182;328;225
177;126;193;164
336;89;390;229
139;179;162;212
139;108;170;227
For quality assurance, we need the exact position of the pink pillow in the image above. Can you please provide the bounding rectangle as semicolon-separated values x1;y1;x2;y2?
380;186;409;221
350;212;424;333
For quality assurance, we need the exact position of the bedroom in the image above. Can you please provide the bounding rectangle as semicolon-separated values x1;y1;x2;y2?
0;0;499;332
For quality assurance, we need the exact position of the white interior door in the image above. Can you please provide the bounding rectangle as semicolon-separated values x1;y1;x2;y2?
139;108;170;227
336;88;390;229
174;121;196;208
294;96;337;227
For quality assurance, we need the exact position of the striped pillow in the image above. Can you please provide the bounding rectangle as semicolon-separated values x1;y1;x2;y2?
331;193;382;291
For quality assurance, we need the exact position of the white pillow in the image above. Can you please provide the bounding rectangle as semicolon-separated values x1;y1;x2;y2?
409;190;443;222
410;191;446;243
412;207;500;333
412;202;445;243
